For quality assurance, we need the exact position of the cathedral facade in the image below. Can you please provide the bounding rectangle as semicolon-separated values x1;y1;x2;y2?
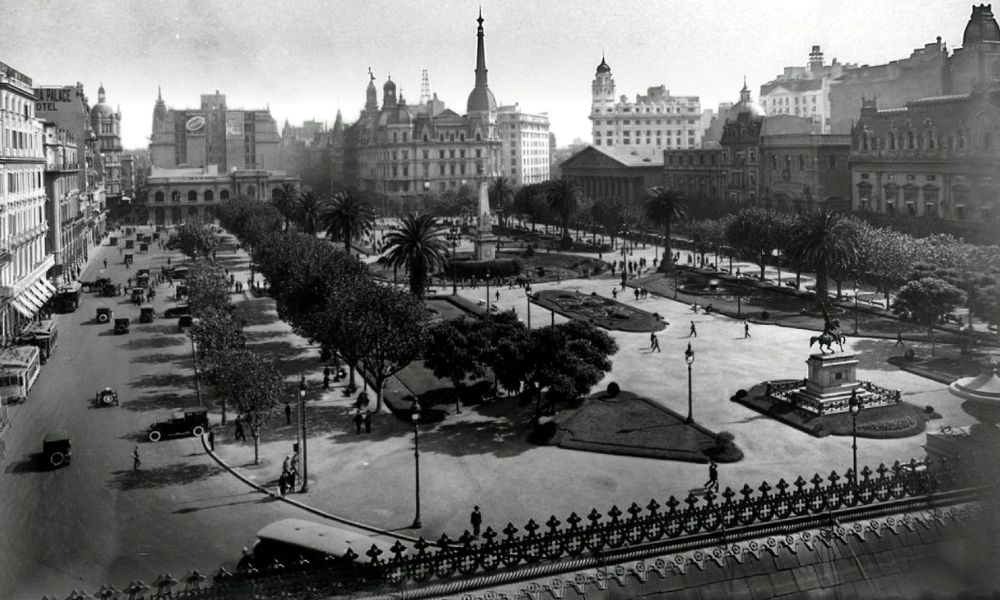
336;12;502;201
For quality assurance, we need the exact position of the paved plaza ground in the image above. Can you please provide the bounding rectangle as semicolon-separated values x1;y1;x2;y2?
210;230;979;542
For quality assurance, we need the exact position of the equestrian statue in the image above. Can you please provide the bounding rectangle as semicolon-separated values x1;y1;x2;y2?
809;302;846;354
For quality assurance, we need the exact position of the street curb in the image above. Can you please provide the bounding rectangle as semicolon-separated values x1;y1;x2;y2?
199;433;419;542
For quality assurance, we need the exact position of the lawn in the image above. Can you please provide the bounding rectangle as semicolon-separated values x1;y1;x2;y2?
533;289;666;332
555;390;743;463
734;382;934;439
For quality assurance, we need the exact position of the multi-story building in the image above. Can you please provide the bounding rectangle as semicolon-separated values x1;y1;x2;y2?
42;122;87;281
590;56;707;150
144;165;297;226
760;133;852;213
336;12;502;201
497;104;550;185
90;84;122;199
662;148;725;215
720;83;768;206
121;154;135;198
559;145;663;210
759;46;856;133
0;61;56;340
149;88;280;171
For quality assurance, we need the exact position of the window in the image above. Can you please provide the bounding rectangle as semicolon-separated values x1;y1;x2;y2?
155;191;164;203
828;155;836;170
799;155;805;170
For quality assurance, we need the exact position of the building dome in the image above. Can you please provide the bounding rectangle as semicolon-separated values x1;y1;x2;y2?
596;55;612;74
466;87;496;114
91;84;114;119
732;80;765;118
383;77;396;94
963;4;1000;46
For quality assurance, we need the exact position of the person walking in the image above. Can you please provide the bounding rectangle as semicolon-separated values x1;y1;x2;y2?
363;409;372;434
284;402;292;426
470;506;483;538
744;321;750;339
103;259;107;269
689;321;697;338
353;409;363;434
234;418;246;442
612;288;618;300
704;461;719;492
649;332;660;353
207;429;215;451
494;289;500;302
895;331;904;347
323;366;331;389
131;446;140;471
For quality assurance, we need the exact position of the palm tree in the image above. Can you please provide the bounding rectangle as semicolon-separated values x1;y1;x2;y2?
382;213;450;297
296;189;323;236
546;177;581;249
786;210;859;309
644;186;686;269
489;176;515;228
321;190;375;255
273;182;298;231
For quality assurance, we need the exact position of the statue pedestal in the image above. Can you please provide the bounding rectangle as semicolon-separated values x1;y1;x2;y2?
790;353;869;415
474;233;497;261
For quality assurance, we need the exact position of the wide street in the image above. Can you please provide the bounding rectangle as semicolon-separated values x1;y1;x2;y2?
0;233;306;599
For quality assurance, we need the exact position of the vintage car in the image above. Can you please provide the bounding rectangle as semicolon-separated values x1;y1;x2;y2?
95;387;119;407
139;305;156;323
163;304;190;318
99;282;118;297
114;318;131;334
43;432;72;467
130;287;146;305
177;315;194;331
96;307;113;324
147;408;209;442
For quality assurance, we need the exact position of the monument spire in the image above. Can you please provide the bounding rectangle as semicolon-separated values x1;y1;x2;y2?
474;7;488;89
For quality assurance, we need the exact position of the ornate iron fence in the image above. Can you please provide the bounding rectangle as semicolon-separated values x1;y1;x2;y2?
48;455;985;600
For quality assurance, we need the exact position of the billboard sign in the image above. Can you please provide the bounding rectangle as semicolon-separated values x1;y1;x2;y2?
226;111;244;138
186;115;206;135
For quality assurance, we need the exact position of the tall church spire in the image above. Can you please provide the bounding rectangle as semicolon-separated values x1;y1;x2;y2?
474;7;488;90
467;8;496;115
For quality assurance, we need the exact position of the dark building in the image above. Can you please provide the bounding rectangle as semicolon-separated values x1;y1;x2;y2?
760;133;852;213
559;145;663;210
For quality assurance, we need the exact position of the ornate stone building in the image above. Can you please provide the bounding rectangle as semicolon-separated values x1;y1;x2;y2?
559;145;663;210
335;12;502;202
42;122;88;282
760;133;852;213
590;56;708;150
90;84;122;199
759;46;856;133
719;82;767;205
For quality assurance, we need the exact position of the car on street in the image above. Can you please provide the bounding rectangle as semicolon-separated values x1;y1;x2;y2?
43;432;72;468
114;318;131;334
147;408;209;442
139;305;156;323
163;304;190;318
96;307;113;324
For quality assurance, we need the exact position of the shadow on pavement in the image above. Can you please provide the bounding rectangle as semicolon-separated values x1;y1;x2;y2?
123;335;186;351
4;453;49;474
123;389;199;412
174;494;269;514
250;339;320;376
129;352;189;366
131;372;194;390
108;462;220;490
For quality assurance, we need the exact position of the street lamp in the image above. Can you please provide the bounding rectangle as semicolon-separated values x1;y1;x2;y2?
298;375;309;493
848;388;860;486
673;256;679;299
485;270;492;313
853;282;860;335
525;289;532;328
447;228;460;295
410;398;422;529
772;248;783;287
684;343;695;424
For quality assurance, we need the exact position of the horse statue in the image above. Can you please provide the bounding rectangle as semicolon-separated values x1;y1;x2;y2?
809;305;846;354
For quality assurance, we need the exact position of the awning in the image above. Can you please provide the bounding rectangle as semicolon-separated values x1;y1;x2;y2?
8;278;57;319
37;278;56;301
9;294;35;319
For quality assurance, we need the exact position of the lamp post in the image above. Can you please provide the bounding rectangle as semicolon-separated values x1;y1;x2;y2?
298;375;308;492
849;388;860;486
496;209;504;250
853;282;860;335
772;248;783;286
411;399;422;529
525;289;532;328
447;228;460;295
673;256;679;299
485;270;492;313
684;343;695;423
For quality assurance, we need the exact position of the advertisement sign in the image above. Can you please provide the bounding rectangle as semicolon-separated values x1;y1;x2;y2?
34;86;74;112
185;115;206;135
226;111;244;138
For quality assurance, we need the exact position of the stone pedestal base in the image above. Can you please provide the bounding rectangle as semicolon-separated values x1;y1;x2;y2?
790;353;870;415
474;234;497;261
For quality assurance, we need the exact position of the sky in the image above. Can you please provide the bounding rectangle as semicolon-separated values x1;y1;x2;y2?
2;0;978;150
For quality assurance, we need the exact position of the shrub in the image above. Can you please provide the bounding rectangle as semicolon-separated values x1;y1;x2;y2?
760;311;770;320
606;382;621;397
528;420;558;445
924;405;934;414
449;259;524;280
733;389;748;400
715;431;735;447
812;424;828;437
905;348;916;360
523;245;535;258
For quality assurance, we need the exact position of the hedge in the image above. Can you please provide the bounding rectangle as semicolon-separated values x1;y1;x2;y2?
446;259;525;280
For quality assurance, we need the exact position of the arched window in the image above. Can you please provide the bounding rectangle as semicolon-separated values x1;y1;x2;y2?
983;131;992;150
188;190;198;202
246;184;256;198
460;133;465;141
907;131;915;149
423;133;428;142
204;190;214;202
476;132;482;141
154;191;164;203
888;132;896;150
220;190;230;201
171;191;181;203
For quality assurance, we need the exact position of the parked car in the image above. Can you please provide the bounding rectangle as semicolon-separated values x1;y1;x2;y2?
147;409;209;442
163;304;190;318
139;305;156;323
114;318;131;334
96;307;113;324
43;432;71;467
177;315;194;331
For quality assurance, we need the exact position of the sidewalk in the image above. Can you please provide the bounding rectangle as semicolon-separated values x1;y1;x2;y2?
205;234;976;541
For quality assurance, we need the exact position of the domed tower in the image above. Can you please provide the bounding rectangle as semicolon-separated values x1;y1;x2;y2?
590;54;616;143
466;9;497;133
731;79;766;119
382;76;397;109
963;4;1000;46
152;85;168;133
365;68;379;113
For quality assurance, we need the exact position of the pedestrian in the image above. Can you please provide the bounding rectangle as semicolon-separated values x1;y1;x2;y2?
689;321;697;338
207;429;215;451
234;418;246;442
704;461;719;492
634;288;640;301
278;471;288;496
167;257;171;266
744;321;750;339
353;409;363;434
895;331;904;347
132;446;140;471
284;402;292;426
471;505;483;538
323;372;331;390
495;289;500;302
283;455;291;474
287;466;297;491
612;288;618;300
363;409;372;434
103;258;107;269
650;332;660;353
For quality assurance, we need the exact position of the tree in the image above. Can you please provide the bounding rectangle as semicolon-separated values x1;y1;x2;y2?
546;178;581;248
212;349;284;464
644;186;686;269
355;283;430;412
321;190;375;254
854;223;915;305
381;213;450;298
424;318;484;412
489;176;515;230
191;308;245;378
273;182;299;231
725;208;784;280
296;188;323;236
893;277;967;356
186;261;231;317
786;210;859;308
167;218;217;259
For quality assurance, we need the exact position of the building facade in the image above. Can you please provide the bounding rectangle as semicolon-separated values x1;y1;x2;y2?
760;133;852;213
42;122;87;282
720;83;767;205
336;13;502;201
90;84;122;198
759;46;856;133
559;145;663;211
0;62;56;341
849;91;1000;242
662;148;725;210
150;88;280;171
497;104;550;185
590;56;708;150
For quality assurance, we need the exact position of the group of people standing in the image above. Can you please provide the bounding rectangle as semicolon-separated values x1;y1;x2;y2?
279;451;300;496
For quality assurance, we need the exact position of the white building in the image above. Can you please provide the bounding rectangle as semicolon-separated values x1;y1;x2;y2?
590;56;707;150
759;46;856;133
497;104;550;185
0;61;56;341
